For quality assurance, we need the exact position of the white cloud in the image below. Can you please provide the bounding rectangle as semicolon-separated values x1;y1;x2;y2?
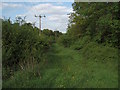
48;15;67;22
1;3;23;9
17;3;73;33
26;3;72;15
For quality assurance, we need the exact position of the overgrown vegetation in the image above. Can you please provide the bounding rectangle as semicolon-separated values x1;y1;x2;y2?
2;2;119;88
59;2;119;48
3;43;118;88
2;19;62;80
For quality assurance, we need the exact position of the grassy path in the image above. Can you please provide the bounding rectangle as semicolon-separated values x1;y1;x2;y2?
41;43;118;88
3;43;118;88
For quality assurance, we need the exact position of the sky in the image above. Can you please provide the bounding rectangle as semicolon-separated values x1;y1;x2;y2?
1;2;74;33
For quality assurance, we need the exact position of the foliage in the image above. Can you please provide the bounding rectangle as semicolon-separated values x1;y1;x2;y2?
71;35;91;50
57;34;75;47
67;2;119;47
81;42;118;63
41;29;62;44
2;19;58;79
3;43;118;88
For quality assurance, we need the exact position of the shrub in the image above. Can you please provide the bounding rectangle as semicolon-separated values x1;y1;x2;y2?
71;35;91;50
81;42;118;63
2;20;51;72
57;35;74;48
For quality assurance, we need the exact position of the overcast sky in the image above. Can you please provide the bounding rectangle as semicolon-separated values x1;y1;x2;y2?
1;2;73;33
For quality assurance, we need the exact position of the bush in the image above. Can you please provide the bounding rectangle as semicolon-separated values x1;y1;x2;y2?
2;20;51;74
57;35;74;48
71;35;91;50
81;42;118;63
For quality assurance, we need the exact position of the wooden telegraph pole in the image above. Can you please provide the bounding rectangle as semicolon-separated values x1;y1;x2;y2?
35;15;46;35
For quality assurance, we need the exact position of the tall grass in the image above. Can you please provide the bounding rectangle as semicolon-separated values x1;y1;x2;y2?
3;42;118;88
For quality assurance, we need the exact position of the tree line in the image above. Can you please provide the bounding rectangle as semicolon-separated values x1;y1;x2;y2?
58;2;119;49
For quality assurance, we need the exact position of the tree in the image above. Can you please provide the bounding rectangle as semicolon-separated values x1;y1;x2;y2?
67;2;119;47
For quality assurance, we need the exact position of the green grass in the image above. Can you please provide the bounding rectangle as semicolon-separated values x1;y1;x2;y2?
3;43;118;88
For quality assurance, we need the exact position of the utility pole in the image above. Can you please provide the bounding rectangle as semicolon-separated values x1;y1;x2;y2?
35;15;46;35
